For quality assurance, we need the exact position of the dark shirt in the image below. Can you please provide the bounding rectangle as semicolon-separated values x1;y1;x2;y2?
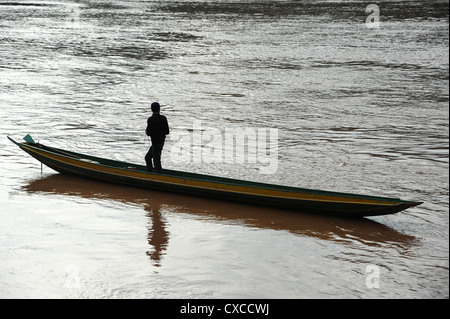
146;113;169;144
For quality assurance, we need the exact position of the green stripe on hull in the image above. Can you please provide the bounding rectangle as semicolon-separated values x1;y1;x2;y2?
8;136;422;218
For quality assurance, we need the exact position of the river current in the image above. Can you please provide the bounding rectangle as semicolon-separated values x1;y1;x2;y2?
0;0;448;298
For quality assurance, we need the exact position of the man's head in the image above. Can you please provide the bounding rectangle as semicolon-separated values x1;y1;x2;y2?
151;102;161;113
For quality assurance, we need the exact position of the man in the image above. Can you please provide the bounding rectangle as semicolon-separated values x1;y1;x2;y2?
145;102;169;173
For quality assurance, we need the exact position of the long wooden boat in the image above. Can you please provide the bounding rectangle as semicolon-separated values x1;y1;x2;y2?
8;135;422;218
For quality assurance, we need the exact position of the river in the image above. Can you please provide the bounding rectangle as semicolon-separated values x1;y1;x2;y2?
0;0;448;298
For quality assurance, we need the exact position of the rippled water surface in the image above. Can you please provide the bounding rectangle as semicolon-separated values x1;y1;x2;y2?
1;0;448;298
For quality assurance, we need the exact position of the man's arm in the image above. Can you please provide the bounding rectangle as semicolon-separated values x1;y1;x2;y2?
145;118;152;136
163;116;169;136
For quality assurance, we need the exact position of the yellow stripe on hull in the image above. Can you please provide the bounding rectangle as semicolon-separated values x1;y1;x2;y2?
22;144;397;207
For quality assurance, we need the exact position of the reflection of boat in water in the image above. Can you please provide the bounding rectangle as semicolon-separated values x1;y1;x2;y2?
9;135;422;218
22;174;417;266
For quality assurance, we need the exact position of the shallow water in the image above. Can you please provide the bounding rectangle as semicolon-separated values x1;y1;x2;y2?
0;0;448;298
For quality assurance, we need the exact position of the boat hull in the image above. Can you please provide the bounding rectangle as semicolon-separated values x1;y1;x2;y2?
8;136;422;218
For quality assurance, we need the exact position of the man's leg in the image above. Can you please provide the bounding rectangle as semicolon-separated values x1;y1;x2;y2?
145;146;154;172
152;143;164;173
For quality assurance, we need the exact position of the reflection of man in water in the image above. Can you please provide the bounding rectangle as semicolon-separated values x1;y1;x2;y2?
145;204;169;267
145;102;169;173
